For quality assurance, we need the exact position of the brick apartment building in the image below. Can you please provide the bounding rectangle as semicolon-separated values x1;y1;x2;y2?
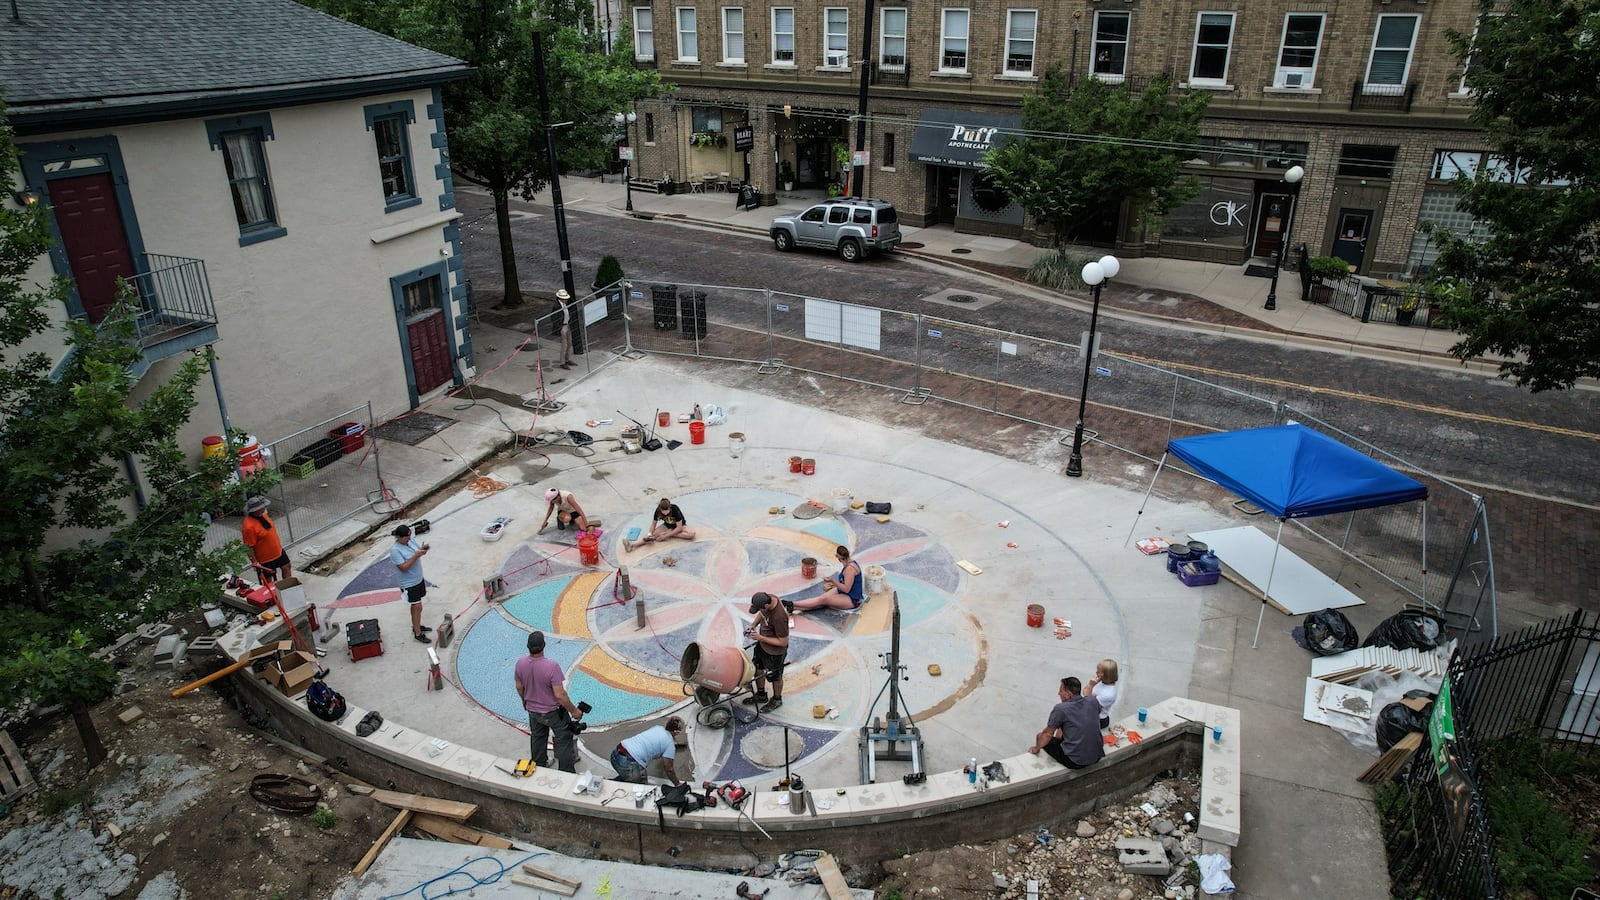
615;0;1499;276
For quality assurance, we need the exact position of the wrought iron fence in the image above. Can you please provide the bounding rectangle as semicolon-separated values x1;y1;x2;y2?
601;281;1494;631
1379;611;1600;899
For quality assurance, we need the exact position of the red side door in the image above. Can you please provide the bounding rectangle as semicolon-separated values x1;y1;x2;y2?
407;309;452;395
49;173;136;323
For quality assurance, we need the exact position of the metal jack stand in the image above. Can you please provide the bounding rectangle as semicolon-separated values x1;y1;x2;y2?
859;593;924;783
520;343;566;414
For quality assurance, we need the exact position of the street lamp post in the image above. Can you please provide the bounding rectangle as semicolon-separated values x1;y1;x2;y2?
614;111;638;213
1065;254;1119;479
1264;164;1305;311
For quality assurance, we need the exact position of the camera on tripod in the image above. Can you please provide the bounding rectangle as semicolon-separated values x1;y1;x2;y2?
570;701;593;733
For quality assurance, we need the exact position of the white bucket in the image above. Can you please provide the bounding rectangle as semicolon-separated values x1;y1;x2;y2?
831;488;851;513
622;439;640;453
728;431;746;458
865;565;886;595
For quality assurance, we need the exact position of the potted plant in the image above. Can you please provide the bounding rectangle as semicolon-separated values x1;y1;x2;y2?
689;131;726;150
1307;255;1351;303
660;172;676;195
779;160;795;192
593;255;625;321
1394;289;1420;326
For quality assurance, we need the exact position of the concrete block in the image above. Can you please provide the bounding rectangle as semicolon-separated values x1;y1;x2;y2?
1116;836;1171;876
153;634;182;662
116;706;144;725
1197;703;1241;847
137;623;173;643
187;634;222;658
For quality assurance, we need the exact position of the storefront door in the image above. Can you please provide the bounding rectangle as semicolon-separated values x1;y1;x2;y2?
1331;208;1373;272
935;168;960;225
1252;192;1293;260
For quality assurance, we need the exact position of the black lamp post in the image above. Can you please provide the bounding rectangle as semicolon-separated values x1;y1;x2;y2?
1065;254;1119;478
614;111;638;213
1264;164;1305;311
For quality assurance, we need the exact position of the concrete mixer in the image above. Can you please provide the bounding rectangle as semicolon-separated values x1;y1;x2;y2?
680;641;761;729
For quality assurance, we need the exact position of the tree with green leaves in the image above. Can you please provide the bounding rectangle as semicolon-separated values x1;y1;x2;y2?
0;101;245;767
1424;0;1600;392
984;67;1210;251
308;0;666;306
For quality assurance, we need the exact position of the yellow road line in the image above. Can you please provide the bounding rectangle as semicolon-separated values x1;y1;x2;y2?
1118;352;1600;441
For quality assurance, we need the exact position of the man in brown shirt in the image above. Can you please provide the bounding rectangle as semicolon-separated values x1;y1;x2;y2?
745;592;789;713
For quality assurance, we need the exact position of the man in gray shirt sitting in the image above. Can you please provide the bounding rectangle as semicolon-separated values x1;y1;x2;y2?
1028;676;1105;769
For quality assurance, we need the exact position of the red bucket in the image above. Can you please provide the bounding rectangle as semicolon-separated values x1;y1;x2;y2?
689;421;706;445
801;557;818;579
658;411;671;428
1027;604;1045;628
801;458;816;476
577;532;601;566
789;456;803;473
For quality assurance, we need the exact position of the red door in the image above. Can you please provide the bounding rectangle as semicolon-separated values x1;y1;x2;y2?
50;173;136;323
407;308;452;395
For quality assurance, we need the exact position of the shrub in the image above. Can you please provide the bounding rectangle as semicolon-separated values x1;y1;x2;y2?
593;255;624;290
1025;249;1098;291
312;807;337;829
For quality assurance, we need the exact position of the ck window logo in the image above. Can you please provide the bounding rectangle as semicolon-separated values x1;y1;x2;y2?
1209;199;1249;228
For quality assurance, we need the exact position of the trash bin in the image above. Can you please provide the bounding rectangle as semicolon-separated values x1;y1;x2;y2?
329;423;366;455
681;290;707;340
652;285;678;331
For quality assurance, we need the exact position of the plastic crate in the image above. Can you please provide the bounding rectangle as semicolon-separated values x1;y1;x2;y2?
1178;562;1220;587
302;437;345;468
281;459;317;479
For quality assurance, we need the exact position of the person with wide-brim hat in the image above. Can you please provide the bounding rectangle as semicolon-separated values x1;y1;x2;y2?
241;495;291;582
555;289;575;369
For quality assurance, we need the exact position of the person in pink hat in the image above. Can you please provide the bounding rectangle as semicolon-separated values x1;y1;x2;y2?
538;486;589;533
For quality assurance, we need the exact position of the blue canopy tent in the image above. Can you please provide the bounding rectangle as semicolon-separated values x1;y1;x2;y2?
1129;424;1429;647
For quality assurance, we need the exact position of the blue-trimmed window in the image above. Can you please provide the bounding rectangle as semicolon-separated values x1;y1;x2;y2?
364;100;420;212
205;113;285;246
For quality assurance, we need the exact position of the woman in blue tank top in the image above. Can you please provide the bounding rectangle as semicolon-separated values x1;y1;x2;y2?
794;545;865;612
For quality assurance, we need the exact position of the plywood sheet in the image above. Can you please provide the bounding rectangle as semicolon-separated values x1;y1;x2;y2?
1190;526;1365;615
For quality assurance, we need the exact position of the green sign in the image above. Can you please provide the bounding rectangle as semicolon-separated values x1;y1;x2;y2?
1430;674;1456;774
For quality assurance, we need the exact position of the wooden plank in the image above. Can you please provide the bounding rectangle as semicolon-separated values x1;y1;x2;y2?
815;853;853;900
522;864;581;889
352;809;410;877
368;787;478;821
511;873;579;895
0;730;36;802
1358;733;1422;784
410;812;515;849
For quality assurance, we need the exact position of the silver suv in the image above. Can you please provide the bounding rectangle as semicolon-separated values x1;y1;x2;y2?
770;198;901;262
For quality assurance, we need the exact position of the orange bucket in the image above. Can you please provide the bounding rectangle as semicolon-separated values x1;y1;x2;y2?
801;458;816;475
689;421;706;445
577;531;601;566
789;456;803;473
801;557;818;579
1026;604;1045;628
658;411;671;428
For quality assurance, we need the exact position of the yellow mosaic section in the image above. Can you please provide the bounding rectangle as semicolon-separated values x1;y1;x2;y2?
746;525;840;559
847;585;895;637
782;644;855;695
552;571;610;639
577;649;684;699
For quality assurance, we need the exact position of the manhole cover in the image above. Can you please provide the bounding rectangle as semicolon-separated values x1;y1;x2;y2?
947;294;977;304
951;248;972;254
899;242;925;250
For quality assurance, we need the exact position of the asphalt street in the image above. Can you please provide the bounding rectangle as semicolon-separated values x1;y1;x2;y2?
454;188;1600;612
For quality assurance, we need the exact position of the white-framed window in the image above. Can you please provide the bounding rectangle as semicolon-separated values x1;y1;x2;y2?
633;7;655;61
1092;11;1130;80
1005;10;1037;75
676;7;698;61
1458;14;1503;94
771;7;794;63
1274;13;1323;88
1189;12;1234;84
880;8;907;69
824;7;849;67
1365;14;1419;93
722;7;744;63
941;8;970;72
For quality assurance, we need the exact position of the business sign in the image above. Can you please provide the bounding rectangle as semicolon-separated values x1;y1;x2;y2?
733;124;754;153
619;146;634;161
909;110;1020;169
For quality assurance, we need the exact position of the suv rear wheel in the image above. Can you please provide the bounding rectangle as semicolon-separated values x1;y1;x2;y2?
773;231;794;252
838;239;863;263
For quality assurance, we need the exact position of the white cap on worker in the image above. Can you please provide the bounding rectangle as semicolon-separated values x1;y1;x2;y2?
556;289;571;300
545;488;559;502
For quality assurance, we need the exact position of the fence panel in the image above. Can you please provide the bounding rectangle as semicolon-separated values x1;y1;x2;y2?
991;332;1081;429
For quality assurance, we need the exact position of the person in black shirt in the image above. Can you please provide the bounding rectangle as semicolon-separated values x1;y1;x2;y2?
631;497;696;549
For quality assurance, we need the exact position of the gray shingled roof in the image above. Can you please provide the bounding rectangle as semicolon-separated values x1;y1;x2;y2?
0;0;468;122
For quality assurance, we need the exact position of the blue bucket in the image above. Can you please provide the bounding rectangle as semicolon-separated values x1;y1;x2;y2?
1166;545;1193;574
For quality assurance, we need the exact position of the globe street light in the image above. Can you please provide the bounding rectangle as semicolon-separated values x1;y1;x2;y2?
1264;164;1305;311
614;111;638;212
1065;254;1119;478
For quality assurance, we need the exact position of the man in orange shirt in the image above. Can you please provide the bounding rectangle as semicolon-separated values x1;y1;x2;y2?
242;496;291;582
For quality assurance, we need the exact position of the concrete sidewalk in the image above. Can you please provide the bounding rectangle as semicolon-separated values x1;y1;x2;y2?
549;174;1470;366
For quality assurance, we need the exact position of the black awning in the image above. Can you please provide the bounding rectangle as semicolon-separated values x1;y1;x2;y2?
908;109;1020;169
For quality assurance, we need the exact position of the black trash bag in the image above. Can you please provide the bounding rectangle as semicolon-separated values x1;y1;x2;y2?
1362;610;1447;651
1302;608;1360;656
1376;699;1433;753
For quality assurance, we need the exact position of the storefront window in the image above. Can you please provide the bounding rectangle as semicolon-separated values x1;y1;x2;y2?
1161;176;1255;249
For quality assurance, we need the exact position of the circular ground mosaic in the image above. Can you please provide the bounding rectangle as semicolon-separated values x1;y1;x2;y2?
336;486;983;780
